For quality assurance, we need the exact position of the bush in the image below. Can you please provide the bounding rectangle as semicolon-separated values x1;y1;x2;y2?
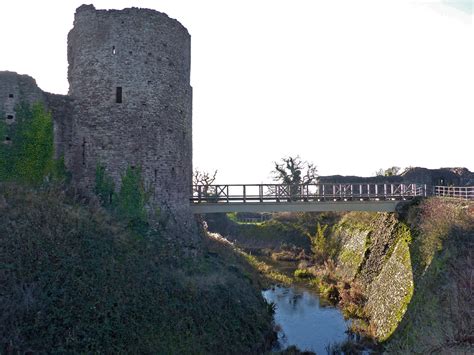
94;164;115;208
94;164;149;233
307;223;340;263
294;269;314;279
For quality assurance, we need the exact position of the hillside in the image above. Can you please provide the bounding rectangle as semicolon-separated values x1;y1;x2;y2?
0;183;275;353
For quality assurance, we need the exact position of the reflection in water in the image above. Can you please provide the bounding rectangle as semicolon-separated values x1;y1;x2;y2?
262;285;350;353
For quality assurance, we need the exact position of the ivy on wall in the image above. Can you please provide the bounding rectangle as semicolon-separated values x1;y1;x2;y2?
0;102;67;185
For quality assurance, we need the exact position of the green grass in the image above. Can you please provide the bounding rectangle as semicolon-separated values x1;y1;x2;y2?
0;183;275;353
294;269;314;279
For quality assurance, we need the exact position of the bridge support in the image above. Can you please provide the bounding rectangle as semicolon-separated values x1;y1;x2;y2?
190;200;401;214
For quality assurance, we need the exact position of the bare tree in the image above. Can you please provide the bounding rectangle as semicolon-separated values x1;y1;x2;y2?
271;156;318;200
193;169;217;198
272;156;318;185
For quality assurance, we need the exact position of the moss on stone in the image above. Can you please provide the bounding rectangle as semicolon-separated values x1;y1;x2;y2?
365;237;414;341
384;222;412;264
298;198;473;351
335;228;369;280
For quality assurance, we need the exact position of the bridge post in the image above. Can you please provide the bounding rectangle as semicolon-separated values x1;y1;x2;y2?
243;185;246;203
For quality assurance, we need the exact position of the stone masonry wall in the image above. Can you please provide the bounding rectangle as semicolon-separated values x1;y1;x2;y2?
45;93;75;160
0;72;46;142
334;213;414;341
0;5;196;242
67;5;194;236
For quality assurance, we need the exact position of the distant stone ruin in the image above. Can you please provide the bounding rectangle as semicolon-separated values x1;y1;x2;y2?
319;167;474;186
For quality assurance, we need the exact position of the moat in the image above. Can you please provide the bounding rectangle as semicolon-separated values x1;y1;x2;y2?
263;285;350;353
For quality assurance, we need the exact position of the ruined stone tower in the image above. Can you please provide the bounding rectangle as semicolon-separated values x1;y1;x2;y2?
1;5;196;239
67;5;192;217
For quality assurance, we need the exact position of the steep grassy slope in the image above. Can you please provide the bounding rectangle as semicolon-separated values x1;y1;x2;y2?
0;183;274;353
385;198;473;353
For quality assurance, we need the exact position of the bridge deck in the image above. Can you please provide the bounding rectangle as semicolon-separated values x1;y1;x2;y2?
190;183;473;214
190;183;426;213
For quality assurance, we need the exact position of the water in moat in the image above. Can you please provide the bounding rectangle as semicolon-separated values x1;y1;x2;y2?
262;285;351;354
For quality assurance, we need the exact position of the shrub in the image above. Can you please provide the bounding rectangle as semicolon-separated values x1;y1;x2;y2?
307;223;339;263
116;166;148;231
94;164;115;207
94;164;150;233
294;268;314;279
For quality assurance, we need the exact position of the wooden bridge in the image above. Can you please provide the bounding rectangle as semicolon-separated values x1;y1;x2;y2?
190;183;474;214
190;183;425;214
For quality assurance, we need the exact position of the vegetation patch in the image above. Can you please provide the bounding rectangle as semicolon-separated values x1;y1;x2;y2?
0;102;67;185
294;269;314;279
0;184;275;353
385;198;474;353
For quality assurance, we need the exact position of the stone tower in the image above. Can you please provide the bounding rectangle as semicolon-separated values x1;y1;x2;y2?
66;5;194;232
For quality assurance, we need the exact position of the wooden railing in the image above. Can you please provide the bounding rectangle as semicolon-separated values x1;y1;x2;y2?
191;183;427;203
433;186;474;200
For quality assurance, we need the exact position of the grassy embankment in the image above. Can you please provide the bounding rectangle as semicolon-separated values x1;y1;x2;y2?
206;200;474;352
293;199;473;352
0;183;277;353
385;198;473;353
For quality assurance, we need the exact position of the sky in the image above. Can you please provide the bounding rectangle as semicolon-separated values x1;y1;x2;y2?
0;0;472;183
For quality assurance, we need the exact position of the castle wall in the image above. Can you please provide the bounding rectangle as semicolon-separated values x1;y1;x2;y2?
67;5;194;234
1;5;197;242
0;72;72;155
44;93;75;160
0;72;45;138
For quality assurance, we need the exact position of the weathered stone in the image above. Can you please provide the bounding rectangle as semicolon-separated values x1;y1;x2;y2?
0;5;197;243
319;167;474;186
336;228;369;280
401;167;474;186
0;72;45;128
357;213;399;285
365;238;413;341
